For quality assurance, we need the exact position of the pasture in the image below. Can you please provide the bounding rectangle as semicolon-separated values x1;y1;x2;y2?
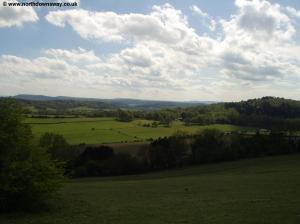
2;154;300;224
25;117;253;145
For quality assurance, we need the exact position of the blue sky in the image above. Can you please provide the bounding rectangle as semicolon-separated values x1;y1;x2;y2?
0;0;300;101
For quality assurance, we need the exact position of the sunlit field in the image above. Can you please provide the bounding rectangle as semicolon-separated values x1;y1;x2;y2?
25;117;253;144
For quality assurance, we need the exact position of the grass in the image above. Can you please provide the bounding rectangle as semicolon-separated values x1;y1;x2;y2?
25;117;253;145
2;154;300;224
67;106;96;113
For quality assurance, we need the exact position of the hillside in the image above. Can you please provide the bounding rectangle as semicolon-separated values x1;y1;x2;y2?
10;94;210;111
2;154;300;224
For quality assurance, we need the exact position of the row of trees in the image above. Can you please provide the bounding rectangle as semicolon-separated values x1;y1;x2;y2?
56;129;300;178
146;130;300;169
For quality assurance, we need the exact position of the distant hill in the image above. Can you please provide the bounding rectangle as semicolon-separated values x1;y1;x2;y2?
10;94;213;111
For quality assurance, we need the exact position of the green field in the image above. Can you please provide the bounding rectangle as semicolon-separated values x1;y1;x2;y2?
25;117;253;145
2;154;300;224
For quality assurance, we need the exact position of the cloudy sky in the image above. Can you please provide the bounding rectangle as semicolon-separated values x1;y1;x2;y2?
0;0;300;101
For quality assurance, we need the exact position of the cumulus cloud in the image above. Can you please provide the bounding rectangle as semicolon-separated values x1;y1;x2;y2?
1;0;300;100
0;0;38;28
43;4;220;94
222;0;295;43
216;0;300;83
45;4;194;44
0;54;89;80
42;48;101;65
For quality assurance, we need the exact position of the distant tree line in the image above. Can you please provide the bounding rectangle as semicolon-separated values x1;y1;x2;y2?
12;96;300;132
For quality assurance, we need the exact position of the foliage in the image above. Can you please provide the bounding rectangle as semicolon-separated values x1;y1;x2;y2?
117;109;134;122
39;133;70;161
225;96;300;118
148;131;190;169
73;146;146;177
0;100;63;212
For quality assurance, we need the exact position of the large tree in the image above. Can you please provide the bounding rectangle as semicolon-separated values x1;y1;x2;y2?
0;99;63;212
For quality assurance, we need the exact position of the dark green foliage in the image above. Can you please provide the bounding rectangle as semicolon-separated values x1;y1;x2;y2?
0;100;63;212
192;129;226;163
39;133;82;174
181;104;240;126
225;96;300;118
117;109;134;122
71;129;300;177
148;132;190;169
191;129;300;165
77;146;115;163
39;133;70;161
74;146;146;177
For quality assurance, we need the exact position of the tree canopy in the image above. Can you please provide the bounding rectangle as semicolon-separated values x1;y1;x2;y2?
0;100;63;212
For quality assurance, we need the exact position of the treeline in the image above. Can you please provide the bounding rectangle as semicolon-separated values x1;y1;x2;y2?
42;130;300;178
225;96;300;118
19;99;114;115
15;96;300;131
181;97;300;131
146;130;300;169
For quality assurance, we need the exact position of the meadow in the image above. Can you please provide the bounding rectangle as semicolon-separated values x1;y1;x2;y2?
2;154;300;224
25;117;253;145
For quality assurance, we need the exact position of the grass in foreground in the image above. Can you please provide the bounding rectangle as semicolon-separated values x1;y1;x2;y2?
25;117;253;144
2;154;300;224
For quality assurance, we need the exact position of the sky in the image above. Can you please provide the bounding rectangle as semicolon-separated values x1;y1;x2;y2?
0;0;300;101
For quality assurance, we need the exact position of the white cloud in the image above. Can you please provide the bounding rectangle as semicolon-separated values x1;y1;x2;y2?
0;0;38;28
222;0;295;43
0;54;89;80
42;48;101;65
215;0;300;84
45;4;195;44
1;1;300;100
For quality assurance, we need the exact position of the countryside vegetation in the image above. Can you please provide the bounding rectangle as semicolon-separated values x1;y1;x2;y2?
1;96;300;223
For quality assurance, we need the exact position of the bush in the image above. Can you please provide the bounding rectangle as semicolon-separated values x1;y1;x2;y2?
148;132;190;169
73;146;146;177
0;100;63;212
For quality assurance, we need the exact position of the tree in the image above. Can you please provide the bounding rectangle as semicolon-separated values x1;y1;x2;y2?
39;133;70;162
148;132;189;169
117;109;134;122
191;129;225;163
0;100;63;212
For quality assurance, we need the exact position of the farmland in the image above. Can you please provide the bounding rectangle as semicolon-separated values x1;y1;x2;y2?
2;154;300;224
25;117;253;145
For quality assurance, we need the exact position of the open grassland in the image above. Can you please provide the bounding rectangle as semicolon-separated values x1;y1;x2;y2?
2;154;300;224
25;117;253;145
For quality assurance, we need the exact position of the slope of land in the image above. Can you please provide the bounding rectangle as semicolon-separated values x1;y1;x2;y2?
2;154;300;224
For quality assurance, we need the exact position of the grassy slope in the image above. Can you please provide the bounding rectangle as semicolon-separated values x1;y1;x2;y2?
25;117;253;144
2;154;300;224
